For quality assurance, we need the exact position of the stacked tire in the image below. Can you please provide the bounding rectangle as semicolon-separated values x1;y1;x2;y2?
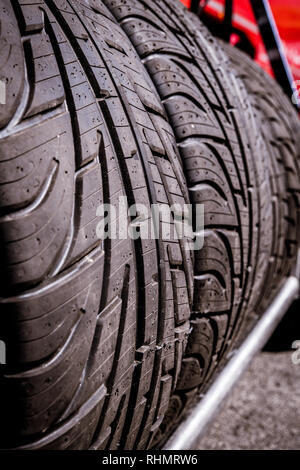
0;0;299;450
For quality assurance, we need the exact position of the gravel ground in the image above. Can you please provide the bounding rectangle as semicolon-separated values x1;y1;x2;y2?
196;351;300;450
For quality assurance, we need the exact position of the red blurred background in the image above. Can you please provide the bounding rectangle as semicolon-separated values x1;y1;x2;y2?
181;0;300;86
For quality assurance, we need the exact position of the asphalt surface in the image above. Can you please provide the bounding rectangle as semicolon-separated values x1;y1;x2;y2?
196;351;300;450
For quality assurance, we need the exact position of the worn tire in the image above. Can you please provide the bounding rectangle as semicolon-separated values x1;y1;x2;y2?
0;0;194;450
223;41;300;287
1;0;298;451
102;0;299;446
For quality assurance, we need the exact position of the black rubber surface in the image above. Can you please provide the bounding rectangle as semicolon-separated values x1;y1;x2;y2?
0;0;193;450
102;0;300;446
0;0;299;451
223;42;300;289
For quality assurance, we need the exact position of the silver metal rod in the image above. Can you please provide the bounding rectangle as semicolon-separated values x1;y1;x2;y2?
164;275;299;450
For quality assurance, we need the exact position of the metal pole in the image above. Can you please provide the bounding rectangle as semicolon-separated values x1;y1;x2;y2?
249;0;299;109
190;0;200;13
222;0;233;42
164;275;299;450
